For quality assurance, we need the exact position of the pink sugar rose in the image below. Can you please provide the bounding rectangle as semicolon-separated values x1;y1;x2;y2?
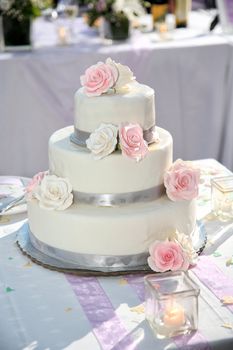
148;240;190;273
119;123;149;161
80;61;118;97
26;171;48;198
164;159;200;201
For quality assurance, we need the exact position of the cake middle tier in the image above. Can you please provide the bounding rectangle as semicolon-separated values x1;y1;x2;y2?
49;126;173;194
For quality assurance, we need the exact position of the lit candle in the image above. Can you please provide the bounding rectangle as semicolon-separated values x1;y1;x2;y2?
163;303;185;327
58;26;68;45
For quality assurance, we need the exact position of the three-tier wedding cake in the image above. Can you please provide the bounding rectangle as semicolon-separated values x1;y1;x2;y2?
26;58;200;272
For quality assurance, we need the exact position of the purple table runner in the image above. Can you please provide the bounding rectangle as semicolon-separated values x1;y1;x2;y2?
65;255;232;350
192;255;233;313
65;275;136;350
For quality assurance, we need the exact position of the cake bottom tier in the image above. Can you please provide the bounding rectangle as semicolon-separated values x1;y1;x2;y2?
28;196;196;270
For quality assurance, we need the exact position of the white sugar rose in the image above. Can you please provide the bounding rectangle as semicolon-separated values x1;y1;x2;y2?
86;123;118;160
175;232;197;265
34;175;73;210
171;231;197;265
106;58;135;91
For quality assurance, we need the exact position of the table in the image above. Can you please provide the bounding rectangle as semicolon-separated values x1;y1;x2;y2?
219;38;233;171
1;11;233;178
1;159;233;350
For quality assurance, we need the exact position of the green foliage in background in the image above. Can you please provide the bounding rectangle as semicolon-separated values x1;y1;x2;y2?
0;0;54;19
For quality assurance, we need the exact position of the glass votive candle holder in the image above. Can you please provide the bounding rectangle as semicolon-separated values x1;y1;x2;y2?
211;176;233;221
144;271;200;339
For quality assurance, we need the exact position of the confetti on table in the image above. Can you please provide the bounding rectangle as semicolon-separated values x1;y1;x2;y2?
197;201;206;207
221;296;233;305
5;287;14;293
152;283;160;289
0;216;10;223
118;278;128;285
204;212;216;221
130;304;145;314
213;252;222;257
65;307;73;312
203;198;210;202
23;262;33;268
226;258;233;267
221;323;233;329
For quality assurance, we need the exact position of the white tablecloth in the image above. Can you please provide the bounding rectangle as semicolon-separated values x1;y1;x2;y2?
1;12;233;177
219;37;233;170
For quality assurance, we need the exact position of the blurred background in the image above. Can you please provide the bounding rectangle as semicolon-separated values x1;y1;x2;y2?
2;0;233;177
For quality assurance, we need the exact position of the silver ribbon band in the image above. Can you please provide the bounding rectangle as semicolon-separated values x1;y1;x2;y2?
73;185;165;207
70;125;157;147
28;227;149;272
17;222;205;273
70;129;91;147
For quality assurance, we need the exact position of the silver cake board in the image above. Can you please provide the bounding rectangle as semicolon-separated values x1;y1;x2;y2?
16;222;207;276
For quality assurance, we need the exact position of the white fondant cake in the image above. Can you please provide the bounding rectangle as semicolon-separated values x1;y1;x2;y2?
49;126;172;194
26;58;200;272
28;197;196;256
75;82;155;133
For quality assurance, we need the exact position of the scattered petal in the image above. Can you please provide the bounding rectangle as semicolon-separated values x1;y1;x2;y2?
23;262;33;268
5;287;14;293
130;303;145;314
118;278;128;285
65;307;73;312
226;258;233;267
213;252;222;257
221;323;233;329
221;296;233;305
153;283;160;289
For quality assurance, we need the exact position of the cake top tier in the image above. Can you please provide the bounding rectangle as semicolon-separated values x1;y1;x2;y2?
74;58;156;136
